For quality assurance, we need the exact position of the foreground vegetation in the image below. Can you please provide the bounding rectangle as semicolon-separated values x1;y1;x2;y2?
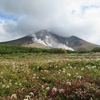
0;45;100;100
0;52;100;100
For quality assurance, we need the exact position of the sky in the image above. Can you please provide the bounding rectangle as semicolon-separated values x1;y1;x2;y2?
0;0;100;45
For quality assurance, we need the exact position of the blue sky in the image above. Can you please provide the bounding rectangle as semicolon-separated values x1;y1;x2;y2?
0;12;18;21
0;0;100;45
81;5;100;13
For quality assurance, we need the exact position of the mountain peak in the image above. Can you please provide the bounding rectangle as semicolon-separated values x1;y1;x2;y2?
0;30;99;51
31;30;74;50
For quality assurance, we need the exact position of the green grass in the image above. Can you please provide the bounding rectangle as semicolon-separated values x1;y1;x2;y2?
0;53;100;100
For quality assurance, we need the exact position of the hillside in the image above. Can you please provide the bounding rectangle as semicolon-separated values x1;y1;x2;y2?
0;30;99;51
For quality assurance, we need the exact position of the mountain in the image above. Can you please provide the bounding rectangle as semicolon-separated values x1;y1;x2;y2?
0;30;99;51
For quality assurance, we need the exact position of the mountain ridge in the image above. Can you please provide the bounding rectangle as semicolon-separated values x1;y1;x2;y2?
0;30;99;51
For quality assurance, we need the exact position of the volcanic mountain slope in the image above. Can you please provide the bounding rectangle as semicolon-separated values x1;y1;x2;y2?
0;30;99;51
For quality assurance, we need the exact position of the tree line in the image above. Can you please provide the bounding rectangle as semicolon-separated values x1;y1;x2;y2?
0;44;71;54
0;44;99;54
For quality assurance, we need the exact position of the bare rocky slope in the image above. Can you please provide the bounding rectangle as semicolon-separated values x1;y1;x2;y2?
0;30;99;51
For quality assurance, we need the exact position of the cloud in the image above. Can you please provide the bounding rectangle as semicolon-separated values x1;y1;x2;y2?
0;0;100;45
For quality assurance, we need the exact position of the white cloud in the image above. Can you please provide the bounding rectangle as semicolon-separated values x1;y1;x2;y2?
0;0;100;45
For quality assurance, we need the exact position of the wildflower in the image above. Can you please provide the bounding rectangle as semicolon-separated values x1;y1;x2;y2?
90;97;93;100
63;70;66;73
76;73;78;75
46;87;50;90
33;74;36;76
77;75;82;79
58;71;60;74
66;82;71;86
37;76;39;79
6;85;10;88
52;87;57;92
15;82;18;85
41;85;44;89
19;83;22;86
59;89;65;93
29;92;34;98
1;72;3;74
67;73;71;77
32;76;35;79
0;82;2;84
81;67;84;71
56;66;58;68
53;74;56;76
9;82;12;85
11;94;17;99
2;84;5;88
92;66;96;68
42;77;45;79
63;68;66;71
24;95;31;100
69;66;72;69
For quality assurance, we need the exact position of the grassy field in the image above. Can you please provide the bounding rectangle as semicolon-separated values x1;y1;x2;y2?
0;53;100;100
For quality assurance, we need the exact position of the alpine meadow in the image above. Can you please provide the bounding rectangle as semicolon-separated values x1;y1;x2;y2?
0;45;100;100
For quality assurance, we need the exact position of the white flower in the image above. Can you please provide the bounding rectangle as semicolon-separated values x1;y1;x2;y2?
58;71;60;74
15;82;18;85
6;85;10;88
11;94;17;99
56;66;58;68
2;84;5;88
52;87;57;92
76;73;78;75
81;67;84;71
66;82;71;86
23;99;29;100
41;85;44;88
62;70;66;73
63;68;66;71
1;72;3;74
92;66;96;68
9;82;12;85
29;92;34;98
0;82;2;84
69;66;72;69
46;87;50;90
24;95;31;100
42;77;45;79
59;89;65;93
77;75;82;79
33;74;36;76
37;77;39;79
19;83;22;86
53;74;56;76
90;97;93;100
67;73;71;77
33;76;35;79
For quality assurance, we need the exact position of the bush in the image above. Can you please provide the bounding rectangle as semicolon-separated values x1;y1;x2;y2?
0;45;69;54
92;47;100;52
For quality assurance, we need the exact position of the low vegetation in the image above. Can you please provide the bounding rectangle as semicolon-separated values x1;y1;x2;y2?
0;44;69;54
92;47;100;52
0;44;100;54
0;45;100;100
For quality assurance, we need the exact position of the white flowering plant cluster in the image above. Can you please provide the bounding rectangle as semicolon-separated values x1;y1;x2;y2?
0;53;100;100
